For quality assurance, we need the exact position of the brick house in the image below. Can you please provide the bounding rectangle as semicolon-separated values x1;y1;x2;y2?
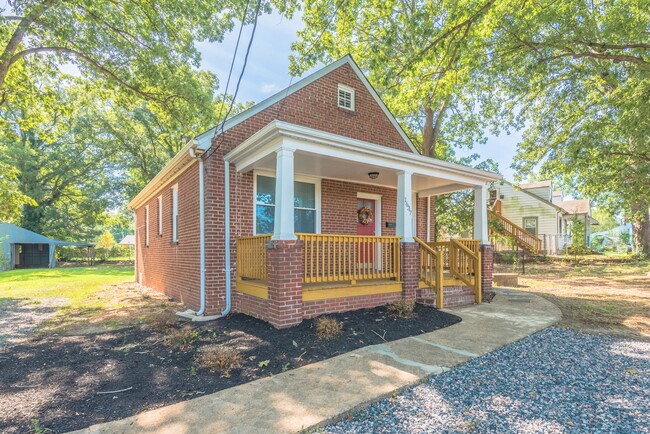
129;56;501;328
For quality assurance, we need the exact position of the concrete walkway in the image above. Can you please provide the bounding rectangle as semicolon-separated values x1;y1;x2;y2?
72;289;561;434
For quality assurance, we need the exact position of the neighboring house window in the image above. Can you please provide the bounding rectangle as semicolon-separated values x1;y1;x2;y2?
255;174;319;234
145;205;150;247
337;85;355;111
157;195;163;236
488;189;497;206
172;184;179;242
523;217;538;236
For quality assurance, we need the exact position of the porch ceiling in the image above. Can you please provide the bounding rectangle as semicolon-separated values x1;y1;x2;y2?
225;120;501;195
249;151;472;193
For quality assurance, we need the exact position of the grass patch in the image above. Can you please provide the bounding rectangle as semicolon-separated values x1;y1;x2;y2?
314;316;343;340
0;265;181;335
195;346;243;377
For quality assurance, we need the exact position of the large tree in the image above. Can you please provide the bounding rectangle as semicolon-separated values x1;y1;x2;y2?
291;0;499;158
494;0;650;256
0;0;297;104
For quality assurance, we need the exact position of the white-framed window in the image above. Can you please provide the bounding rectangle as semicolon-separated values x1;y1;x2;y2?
172;184;179;242
145;205;150;247
254;172;321;235
523;217;538;236
337;84;355;111
157;195;163;236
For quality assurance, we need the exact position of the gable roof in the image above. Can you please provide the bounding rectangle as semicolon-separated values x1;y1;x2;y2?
194;55;419;154
0;223;92;246
559;199;590;215
519;180;552;189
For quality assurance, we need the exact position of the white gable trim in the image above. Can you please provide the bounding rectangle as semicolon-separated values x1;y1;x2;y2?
195;55;419;154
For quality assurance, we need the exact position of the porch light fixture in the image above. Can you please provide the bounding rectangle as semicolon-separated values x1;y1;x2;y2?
368;171;379;180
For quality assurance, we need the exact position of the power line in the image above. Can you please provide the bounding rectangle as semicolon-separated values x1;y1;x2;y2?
205;0;262;160
213;0;251;132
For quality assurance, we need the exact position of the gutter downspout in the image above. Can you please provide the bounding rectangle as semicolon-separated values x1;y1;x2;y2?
176;143;222;322
222;159;232;317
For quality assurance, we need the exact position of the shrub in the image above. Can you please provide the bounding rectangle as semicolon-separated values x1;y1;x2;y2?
148;312;177;332
387;299;416;318
195;346;243;377
314;316;343;339
165;325;201;350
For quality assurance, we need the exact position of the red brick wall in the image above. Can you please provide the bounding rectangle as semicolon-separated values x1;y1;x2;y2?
303;292;403;318
134;162;201;309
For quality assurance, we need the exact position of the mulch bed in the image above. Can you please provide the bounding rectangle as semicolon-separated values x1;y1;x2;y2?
0;305;460;433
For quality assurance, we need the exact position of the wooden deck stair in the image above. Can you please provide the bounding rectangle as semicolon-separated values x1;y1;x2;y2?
488;202;542;254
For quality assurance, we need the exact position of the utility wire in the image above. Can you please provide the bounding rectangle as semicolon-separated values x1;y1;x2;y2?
213;0;251;133
205;0;262;160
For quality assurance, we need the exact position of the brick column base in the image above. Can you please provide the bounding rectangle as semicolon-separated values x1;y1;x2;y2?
480;244;494;295
400;242;419;302
266;239;304;329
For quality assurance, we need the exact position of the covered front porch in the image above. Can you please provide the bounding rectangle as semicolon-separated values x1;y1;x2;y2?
225;120;501;328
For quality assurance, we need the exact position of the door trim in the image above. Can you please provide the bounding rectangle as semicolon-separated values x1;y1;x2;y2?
356;192;382;236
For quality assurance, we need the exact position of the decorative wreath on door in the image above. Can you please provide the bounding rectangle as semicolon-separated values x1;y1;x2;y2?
357;206;373;225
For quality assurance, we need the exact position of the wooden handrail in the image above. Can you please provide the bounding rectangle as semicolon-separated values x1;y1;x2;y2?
488;210;542;254
236;234;272;281
415;237;444;308
449;240;482;303
297;233;401;284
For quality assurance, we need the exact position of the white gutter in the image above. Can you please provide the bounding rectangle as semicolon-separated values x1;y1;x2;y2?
222;159;232;317
177;143;221;322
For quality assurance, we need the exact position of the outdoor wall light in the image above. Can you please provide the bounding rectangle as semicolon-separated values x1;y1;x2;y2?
368;171;379;180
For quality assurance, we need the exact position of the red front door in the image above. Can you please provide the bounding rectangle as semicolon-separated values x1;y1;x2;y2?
357;199;375;265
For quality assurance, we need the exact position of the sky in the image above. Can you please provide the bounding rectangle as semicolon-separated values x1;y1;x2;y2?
196;12;523;181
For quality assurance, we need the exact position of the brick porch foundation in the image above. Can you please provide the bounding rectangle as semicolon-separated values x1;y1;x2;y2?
400;242;419;302
266;239;304;329
480;244;494;294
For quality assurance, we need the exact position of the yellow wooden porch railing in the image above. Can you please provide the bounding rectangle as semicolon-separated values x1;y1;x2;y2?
297;234;401;284
449;239;482;303
414;237;444;308
236;234;271;281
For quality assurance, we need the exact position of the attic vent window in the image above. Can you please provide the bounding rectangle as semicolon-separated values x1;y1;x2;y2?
337;85;355;111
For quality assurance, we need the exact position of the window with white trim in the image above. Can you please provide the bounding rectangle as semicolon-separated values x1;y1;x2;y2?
145;205;150;247
172;184;179;242
337;85;355;111
157;195;163;236
255;174;319;235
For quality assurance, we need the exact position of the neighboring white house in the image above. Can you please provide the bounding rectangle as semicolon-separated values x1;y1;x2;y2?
489;180;598;254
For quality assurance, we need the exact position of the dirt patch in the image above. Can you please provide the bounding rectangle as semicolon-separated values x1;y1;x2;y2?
495;258;650;340
0;305;460;434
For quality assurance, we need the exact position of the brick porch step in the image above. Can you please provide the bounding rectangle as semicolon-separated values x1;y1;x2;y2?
416;285;476;308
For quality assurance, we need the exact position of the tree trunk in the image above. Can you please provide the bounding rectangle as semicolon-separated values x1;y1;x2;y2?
422;107;434;157
631;202;650;258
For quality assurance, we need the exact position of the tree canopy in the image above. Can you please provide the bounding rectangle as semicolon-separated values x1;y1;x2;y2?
292;0;650;255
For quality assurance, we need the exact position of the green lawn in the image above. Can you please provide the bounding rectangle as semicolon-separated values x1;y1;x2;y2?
0;265;178;334
0;265;134;310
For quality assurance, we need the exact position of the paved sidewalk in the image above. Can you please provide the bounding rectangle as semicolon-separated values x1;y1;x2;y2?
72;289;561;434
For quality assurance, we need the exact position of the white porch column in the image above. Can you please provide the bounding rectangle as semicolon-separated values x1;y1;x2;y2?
272;146;297;240
473;184;489;243
396;171;414;242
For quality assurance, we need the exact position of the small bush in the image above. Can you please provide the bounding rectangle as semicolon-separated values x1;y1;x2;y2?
195;346;243;377
148;312;177;332
165;325;201;350
387;299;415;318
314;316;343;340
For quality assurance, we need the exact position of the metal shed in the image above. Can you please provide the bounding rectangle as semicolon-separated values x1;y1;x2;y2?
0;223;93;270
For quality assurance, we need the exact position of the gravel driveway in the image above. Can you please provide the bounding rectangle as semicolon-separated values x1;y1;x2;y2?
324;328;650;433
